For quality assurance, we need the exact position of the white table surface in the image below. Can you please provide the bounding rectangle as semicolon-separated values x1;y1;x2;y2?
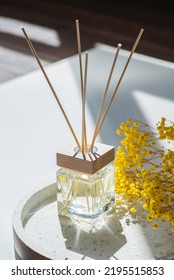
1;43;174;259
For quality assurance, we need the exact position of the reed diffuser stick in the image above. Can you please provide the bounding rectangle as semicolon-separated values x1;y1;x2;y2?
22;28;81;150
75;19;84;99
91;28;144;147
76;20;88;152
82;52;88;152
89;43;122;151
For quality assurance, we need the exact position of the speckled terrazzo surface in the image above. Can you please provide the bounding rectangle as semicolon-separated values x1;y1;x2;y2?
13;183;174;260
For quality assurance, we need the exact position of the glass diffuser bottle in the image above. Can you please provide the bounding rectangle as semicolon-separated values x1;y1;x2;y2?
57;143;115;226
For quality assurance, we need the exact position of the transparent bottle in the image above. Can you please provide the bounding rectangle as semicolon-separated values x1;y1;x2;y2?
56;143;115;227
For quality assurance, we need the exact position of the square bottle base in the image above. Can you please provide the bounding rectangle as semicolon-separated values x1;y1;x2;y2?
57;162;115;230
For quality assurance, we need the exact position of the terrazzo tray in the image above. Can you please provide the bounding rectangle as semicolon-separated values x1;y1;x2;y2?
12;182;174;260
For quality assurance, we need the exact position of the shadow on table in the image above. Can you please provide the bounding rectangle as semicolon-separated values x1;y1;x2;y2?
58;209;126;260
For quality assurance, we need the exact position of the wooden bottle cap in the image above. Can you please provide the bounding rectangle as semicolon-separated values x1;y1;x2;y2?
57;143;115;174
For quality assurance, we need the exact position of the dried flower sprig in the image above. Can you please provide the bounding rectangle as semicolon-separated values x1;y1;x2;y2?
115;117;174;232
